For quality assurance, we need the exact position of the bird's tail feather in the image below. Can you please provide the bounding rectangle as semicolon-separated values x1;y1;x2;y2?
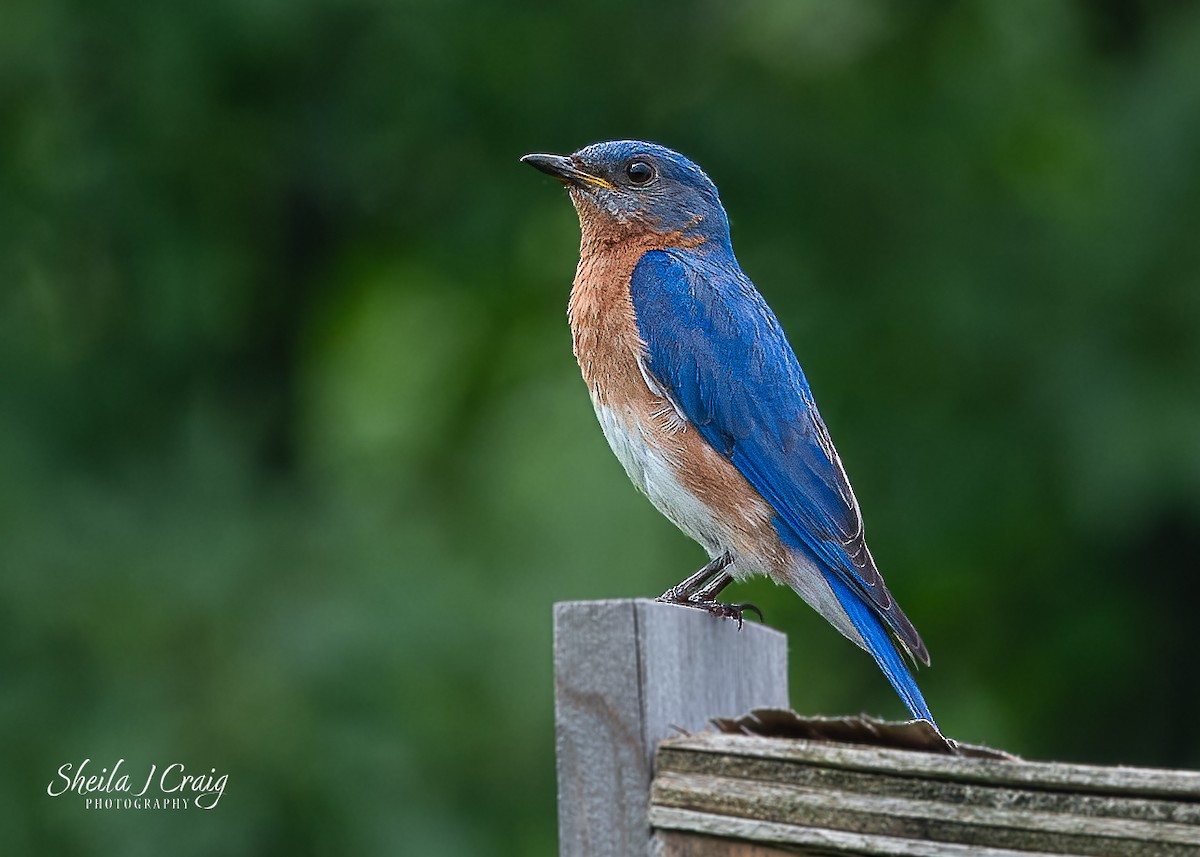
824;569;936;725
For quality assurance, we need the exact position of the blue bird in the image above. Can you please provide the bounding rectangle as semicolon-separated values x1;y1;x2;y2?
522;141;935;724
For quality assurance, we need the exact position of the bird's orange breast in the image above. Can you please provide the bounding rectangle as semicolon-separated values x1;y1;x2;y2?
567;232;789;575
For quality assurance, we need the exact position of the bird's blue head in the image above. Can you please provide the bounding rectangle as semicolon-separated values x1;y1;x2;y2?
522;140;730;248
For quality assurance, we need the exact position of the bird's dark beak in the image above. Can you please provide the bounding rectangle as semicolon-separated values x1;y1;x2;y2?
521;153;615;190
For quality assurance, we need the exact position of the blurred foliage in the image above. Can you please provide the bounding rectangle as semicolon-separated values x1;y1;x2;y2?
3;0;1200;853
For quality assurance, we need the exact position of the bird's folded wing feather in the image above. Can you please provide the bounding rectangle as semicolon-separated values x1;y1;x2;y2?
629;249;928;666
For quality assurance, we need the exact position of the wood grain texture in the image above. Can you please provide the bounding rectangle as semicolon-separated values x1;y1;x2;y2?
554;599;789;857
652;807;1070;857
660;733;1200;799
656;746;1200;824
652;733;1200;856
653;772;1200;856
654;830;811;856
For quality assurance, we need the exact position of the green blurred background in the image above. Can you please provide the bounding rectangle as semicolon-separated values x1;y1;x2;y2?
4;0;1200;853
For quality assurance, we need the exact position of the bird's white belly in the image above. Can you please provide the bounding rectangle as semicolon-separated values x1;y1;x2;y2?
592;401;861;644
594;403;726;558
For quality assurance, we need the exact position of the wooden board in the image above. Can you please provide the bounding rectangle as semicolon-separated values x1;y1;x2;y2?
651;733;1200;856
554;599;788;857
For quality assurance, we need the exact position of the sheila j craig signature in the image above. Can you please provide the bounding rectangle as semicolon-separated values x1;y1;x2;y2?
47;759;227;810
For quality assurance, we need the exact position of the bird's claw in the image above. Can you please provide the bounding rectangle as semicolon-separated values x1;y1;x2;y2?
708;601;763;629
656;596;764;630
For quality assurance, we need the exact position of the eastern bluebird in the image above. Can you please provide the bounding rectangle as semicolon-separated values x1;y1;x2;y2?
522;141;934;724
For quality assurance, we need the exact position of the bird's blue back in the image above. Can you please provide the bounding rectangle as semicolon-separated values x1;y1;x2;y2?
630;245;935;723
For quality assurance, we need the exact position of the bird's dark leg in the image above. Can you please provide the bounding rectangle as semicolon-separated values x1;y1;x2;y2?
694;570;734;601
657;552;732;602
656;552;763;629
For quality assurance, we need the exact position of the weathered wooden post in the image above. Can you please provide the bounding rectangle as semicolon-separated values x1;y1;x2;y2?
554;598;789;857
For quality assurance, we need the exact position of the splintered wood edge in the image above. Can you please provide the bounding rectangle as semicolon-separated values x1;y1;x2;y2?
654;746;1200;825
649;807;1068;857
652;771;1200;850
656;733;1200;800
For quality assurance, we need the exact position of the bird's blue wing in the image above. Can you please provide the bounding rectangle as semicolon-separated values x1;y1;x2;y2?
630;248;933;722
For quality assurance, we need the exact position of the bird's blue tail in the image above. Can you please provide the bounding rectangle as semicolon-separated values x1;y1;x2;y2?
824;570;936;725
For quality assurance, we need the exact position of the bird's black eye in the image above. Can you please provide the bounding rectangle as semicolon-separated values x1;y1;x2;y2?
625;160;655;185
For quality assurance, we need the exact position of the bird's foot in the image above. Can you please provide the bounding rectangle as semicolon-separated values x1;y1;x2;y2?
655;594;763;630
